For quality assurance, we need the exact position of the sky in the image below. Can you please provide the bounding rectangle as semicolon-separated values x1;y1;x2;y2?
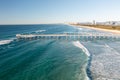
0;0;120;24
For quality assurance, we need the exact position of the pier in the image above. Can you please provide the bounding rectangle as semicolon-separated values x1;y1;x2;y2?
16;32;120;41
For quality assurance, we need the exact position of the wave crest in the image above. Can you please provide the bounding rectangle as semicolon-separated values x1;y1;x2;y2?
35;30;46;33
0;40;13;45
73;41;90;57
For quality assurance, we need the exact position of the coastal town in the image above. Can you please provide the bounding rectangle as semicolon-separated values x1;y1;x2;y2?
71;21;120;26
70;21;120;33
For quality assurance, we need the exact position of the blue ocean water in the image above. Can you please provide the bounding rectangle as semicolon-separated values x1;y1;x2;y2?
0;24;90;80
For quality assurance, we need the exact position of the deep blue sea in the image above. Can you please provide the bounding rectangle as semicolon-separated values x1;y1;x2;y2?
1;24;120;80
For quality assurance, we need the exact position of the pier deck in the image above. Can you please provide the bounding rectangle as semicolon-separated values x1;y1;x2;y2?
16;32;120;40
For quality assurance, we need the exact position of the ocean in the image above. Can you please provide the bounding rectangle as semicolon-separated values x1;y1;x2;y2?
0;24;120;80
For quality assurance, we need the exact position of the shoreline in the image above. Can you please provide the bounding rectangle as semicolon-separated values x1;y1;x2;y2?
70;24;120;34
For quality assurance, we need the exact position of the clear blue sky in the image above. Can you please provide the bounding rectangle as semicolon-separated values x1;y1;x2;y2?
0;0;120;24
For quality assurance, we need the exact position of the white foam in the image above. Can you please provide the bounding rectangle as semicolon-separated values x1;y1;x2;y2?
73;41;90;56
78;28;83;30
35;30;46;33
105;44;120;55
73;41;91;80
0;40;13;45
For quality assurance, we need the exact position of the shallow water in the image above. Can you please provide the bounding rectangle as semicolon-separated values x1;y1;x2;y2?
82;40;120;80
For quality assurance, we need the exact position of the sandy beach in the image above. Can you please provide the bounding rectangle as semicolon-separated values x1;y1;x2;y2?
72;25;120;34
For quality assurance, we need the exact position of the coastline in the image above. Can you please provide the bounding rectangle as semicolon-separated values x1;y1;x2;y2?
71;24;120;34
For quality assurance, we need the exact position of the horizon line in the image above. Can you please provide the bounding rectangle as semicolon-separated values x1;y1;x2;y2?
0;23;65;25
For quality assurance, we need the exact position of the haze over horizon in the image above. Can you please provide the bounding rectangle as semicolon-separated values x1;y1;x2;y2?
0;0;120;24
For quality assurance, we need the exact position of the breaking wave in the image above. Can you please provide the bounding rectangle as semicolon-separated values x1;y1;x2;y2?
0;39;13;45
73;41;90;56
73;41;91;80
35;30;46;33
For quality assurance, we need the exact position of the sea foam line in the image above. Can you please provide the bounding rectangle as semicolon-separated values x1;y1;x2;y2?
73;41;90;57
73;41;91;80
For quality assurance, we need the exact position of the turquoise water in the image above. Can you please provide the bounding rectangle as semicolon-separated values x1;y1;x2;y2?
1;24;120;80
0;24;90;80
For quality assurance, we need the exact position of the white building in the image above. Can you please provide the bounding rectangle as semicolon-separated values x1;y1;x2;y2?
96;21;120;26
